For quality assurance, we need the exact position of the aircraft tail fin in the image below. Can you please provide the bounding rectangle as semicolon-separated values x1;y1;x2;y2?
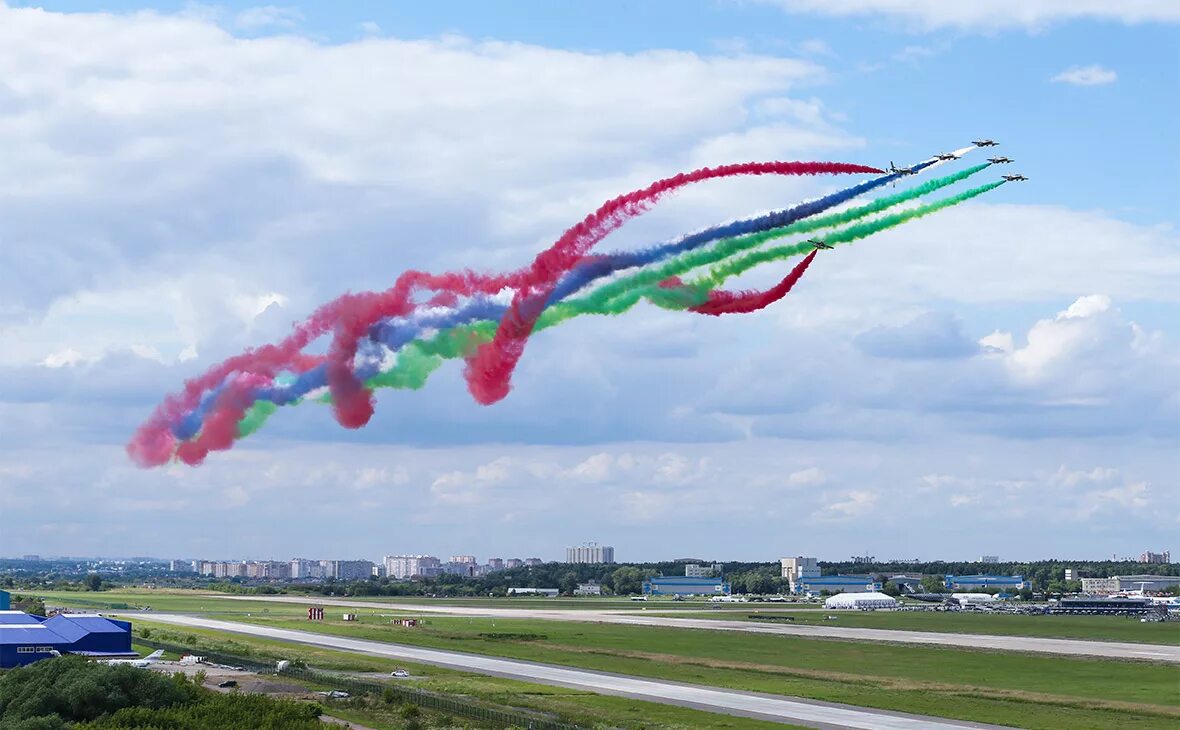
146;649;165;661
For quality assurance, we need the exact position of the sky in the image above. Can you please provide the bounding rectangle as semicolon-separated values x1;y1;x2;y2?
0;1;1177;564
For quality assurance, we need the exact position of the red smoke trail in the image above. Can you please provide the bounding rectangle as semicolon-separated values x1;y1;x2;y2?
463;161;880;404
689;250;818;316
128;160;876;466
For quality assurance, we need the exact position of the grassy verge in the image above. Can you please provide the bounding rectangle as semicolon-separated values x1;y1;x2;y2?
189;612;1179;730
129;619;799;730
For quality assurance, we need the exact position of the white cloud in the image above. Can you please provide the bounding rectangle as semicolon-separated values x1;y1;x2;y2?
1051;65;1118;86
233;5;303;31
760;1;1180;30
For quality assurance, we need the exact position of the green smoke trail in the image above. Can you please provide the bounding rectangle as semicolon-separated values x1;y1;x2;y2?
694;180;1006;289
235;174;1003;435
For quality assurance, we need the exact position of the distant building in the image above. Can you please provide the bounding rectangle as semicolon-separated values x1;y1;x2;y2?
1140;550;1171;564
978;556;999;564
1112;574;1180;592
21;555;40;561
1080;577;1118;594
448;555;477;565
944;575;1027;591
384;556;441;580
565;544;615;564
0;591;9;611
794;575;881;596
290;558;322;580
685;563;721;578
780;556;820;593
524;558;543;566
824;592;897;610
574;580;603;596
643;576;730;596
328;560;374;581
505;558;523;569
168;560;191;572
486;558;504;571
507;587;559;597
372;564;386;578
850;555;876;564
1064;568;1078;581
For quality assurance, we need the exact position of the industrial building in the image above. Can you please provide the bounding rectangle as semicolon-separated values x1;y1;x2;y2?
823;592;897;610
0;611;133;668
793;575;881;596
943;575;1027;591
1081;574;1180;594
643;576;730;596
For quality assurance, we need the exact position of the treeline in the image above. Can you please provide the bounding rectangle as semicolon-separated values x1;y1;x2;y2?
0;655;322;729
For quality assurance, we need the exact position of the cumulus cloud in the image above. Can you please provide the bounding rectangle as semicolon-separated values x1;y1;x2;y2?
1051;65;1118;86
760;0;1180;30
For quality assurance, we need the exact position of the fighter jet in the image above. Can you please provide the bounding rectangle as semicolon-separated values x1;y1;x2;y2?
973;139;999;147
887;161;917;176
934;153;958;161
1001;174;1028;181
807;237;834;250
987;156;1013;164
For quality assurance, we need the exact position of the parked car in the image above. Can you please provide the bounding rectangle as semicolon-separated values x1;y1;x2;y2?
217;680;237;688
390;669;410;678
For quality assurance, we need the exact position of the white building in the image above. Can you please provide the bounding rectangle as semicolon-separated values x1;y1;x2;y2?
1082;575;1180;594
506;558;524;569
565;544;615;564
290;558;323;580
685;563;721;578
1140;550;1171;564
1081;577;1118;594
823;592;897;610
574;580;602;596
384;555;442;580
448;555;476;565
978;555;999;564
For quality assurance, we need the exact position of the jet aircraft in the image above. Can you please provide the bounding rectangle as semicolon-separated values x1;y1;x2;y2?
99;649;165;668
934;153;958;161
1001;174;1028;181
973;139;999;147
807;238;834;250
887;161;917;176
987;156;1013;164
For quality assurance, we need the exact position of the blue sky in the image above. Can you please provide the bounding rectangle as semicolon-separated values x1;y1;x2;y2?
0;1;1176;563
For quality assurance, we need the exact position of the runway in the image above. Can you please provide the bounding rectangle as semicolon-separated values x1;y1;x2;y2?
126;613;1005;730
213;594;1180;663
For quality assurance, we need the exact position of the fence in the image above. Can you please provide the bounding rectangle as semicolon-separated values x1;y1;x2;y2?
135;637;587;730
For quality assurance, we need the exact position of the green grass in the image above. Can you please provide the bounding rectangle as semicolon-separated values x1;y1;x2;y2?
660;608;1180;645
129;619;800;730
196;612;1180;730
36;588;1179;645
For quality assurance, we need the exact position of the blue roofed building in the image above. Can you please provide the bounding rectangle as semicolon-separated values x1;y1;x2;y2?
643;576;730;596
793;575;882;596
0;611;133;668
944;575;1027;590
0;589;10;610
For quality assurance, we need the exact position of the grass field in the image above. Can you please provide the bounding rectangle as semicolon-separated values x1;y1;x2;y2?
34;588;1180;645
664;608;1180;645
127;611;1180;729
130;619;797;730
36;589;1180;728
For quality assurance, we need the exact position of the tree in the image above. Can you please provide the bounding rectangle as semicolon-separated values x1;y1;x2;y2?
83;574;103;592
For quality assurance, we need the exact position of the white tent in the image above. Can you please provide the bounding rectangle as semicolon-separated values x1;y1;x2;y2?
823;592;897;610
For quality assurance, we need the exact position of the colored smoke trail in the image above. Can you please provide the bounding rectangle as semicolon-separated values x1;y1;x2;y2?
461;161;883;406
217;168;1003;443
133;159;879;466
693;180;1006;289
689;250;818;316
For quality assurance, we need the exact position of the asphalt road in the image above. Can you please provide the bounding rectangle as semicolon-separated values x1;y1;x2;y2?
213;594;1180;663
125;613;1005;730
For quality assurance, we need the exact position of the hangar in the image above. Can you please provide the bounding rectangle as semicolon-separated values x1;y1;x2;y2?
0;611;134;668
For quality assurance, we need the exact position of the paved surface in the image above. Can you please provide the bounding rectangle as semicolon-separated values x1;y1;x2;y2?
214;594;1180;663
125;613;1005;729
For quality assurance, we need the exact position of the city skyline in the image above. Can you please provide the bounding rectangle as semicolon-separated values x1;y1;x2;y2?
0;1;1176;559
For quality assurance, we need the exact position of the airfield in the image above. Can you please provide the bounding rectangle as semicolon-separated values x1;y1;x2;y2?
36;589;1180;729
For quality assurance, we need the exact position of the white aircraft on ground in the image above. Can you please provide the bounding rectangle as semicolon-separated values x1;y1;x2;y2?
99;649;165;668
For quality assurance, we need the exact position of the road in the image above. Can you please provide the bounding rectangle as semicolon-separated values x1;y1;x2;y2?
125;613;1005;730
213;594;1180;663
